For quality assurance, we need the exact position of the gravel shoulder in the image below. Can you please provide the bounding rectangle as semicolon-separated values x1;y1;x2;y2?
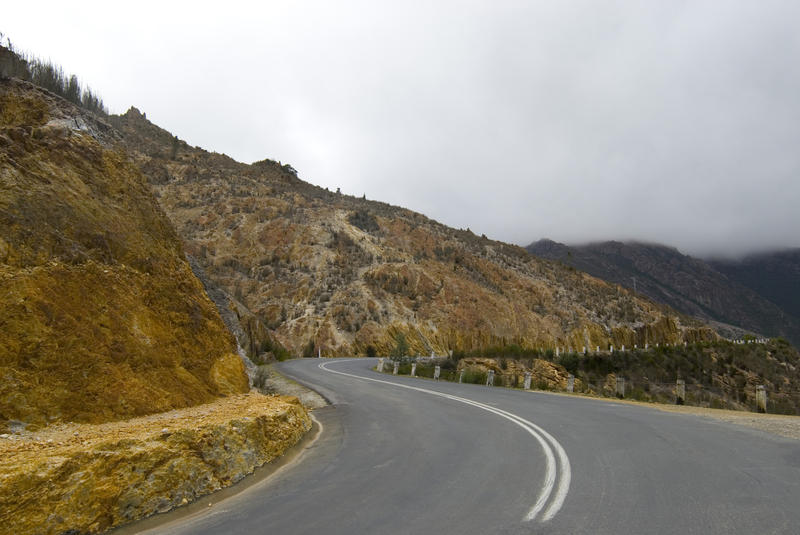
256;363;328;410
536;389;800;441
655;404;800;440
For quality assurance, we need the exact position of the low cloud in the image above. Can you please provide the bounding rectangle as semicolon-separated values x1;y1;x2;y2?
5;1;800;257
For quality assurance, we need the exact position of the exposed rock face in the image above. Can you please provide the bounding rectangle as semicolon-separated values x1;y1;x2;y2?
457;357;583;390
527;239;800;346
0;393;311;535
108;110;716;360
0;79;249;431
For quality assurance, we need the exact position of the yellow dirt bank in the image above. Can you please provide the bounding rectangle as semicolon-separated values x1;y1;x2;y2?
0;392;311;535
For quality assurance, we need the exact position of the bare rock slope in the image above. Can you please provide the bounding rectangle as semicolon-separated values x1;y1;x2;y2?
109;109;718;360
0;79;249;432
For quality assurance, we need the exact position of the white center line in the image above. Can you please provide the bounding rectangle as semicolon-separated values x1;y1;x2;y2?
319;359;571;522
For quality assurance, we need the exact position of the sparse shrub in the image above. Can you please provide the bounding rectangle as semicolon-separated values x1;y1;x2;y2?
348;209;380;233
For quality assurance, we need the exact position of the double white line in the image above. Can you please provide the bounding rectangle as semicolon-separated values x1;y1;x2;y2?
319;360;571;522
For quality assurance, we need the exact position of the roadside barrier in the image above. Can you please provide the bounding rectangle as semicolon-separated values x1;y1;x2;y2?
376;357;800;415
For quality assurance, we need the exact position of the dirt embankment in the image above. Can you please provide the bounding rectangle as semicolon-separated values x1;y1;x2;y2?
0;392;311;535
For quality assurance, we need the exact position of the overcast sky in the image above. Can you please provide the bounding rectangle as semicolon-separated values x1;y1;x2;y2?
5;1;800;258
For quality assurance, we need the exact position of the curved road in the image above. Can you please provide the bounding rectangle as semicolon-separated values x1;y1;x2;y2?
142;358;800;534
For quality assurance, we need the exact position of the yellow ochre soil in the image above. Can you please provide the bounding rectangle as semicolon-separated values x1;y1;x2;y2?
0;392;311;535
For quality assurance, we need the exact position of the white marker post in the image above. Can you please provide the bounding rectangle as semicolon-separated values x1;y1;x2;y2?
487;370;495;386
434;365;441;381
411;363;417;377
567;374;575;393
377;358;384;373
676;379;685;405
393;362;399;375
756;385;767;413
523;372;532;390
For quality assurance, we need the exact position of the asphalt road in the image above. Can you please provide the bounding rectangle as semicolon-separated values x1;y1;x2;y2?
142;358;800;534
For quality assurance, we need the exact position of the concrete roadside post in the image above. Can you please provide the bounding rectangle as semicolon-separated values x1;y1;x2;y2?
523;372;532;390
756;385;767;413
616;376;625;398
458;370;464;383
487;370;495;386
393;362;399;375
411;363;417;377
434;365;441;381
567;374;575;393
377;358;384;373
676;379;685;405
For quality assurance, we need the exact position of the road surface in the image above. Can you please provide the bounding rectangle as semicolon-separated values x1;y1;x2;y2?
139;358;800;534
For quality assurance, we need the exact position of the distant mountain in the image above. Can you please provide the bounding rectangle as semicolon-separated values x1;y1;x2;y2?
710;250;800;320
526;239;800;347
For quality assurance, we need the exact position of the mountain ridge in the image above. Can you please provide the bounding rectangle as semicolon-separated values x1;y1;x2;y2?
527;238;800;346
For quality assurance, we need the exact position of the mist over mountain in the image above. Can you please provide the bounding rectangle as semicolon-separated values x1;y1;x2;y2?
527;239;800;347
710;250;800;321
5;1;800;259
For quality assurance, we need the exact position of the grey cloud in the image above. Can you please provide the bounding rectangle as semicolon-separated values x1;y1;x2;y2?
5;0;800;257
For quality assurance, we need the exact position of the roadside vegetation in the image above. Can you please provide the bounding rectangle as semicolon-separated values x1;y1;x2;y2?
383;338;800;415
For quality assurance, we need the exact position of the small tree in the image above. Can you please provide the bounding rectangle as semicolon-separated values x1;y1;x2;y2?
302;339;316;358
64;74;80;105
390;333;409;361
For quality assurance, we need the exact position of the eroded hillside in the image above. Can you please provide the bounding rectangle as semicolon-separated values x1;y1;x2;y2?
0;79;249;432
108;109;718;360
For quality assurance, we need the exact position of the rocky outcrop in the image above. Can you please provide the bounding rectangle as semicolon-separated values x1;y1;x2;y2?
0;79;249;431
0;393;311;535
457;357;584;391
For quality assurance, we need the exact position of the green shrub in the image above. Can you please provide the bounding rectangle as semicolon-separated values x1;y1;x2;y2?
461;368;487;384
